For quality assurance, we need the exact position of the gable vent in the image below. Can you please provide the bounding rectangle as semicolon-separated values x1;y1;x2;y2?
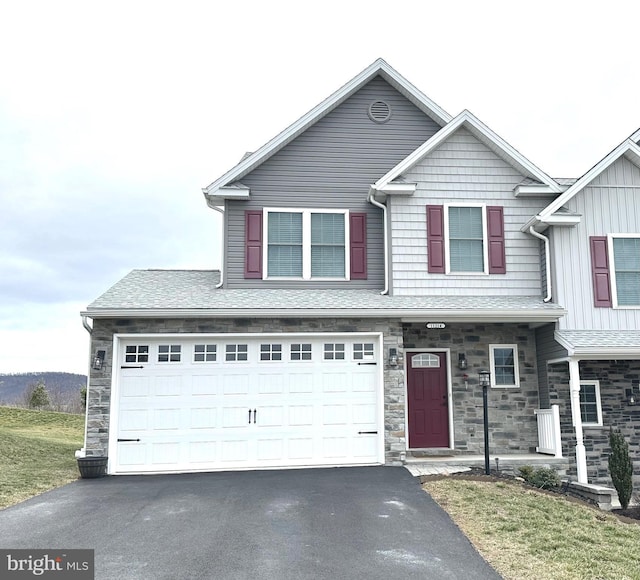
368;100;391;123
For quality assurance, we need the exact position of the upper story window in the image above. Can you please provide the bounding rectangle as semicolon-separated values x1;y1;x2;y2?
265;209;349;279
489;344;520;388
445;205;487;273
611;235;640;307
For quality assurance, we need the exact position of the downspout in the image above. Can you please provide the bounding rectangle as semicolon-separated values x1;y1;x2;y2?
205;198;225;289
528;226;552;302
368;190;389;295
77;315;93;458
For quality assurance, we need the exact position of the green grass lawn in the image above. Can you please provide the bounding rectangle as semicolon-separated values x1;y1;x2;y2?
0;406;85;509
424;478;640;580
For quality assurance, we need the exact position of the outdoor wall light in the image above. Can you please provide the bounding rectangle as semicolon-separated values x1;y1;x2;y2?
93;350;106;371
626;385;639;406
388;348;398;367
458;353;467;370
479;370;491;389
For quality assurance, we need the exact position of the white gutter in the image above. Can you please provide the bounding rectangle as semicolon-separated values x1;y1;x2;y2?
367;191;389;295
81;307;566;323
528;226;552;302
82;315;92;333
205;198;225;289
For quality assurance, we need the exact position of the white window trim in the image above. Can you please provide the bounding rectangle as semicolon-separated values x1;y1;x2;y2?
443;203;489;275
489;344;520;388
263;207;350;280
608;233;640;309
579;380;603;427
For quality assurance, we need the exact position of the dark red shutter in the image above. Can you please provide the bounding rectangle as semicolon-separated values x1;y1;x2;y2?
350;212;367;279
244;210;263;279
590;236;612;307
426;205;445;273
487;206;506;274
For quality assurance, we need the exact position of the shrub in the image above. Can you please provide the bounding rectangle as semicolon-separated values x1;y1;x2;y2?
518;465;560;490
26;381;50;410
608;428;634;509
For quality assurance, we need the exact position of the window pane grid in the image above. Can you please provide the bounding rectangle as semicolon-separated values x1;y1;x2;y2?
291;343;312;361
448;207;484;272
268;212;303;276
311;213;345;277
614;238;640;305
194;344;216;362
580;384;599;424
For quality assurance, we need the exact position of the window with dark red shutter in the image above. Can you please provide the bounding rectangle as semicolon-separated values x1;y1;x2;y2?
487;206;506;274
426;205;445;273
590;236;612;307
349;213;367;279
244;210;263;279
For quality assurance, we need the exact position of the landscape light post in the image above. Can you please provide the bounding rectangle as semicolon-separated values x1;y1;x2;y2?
479;370;491;475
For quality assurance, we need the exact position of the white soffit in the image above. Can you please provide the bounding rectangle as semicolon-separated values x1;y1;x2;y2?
203;58;452;197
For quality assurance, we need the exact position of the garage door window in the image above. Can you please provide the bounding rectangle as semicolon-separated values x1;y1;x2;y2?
226;344;248;362
291;343;312;361
353;343;374;360
260;343;282;361
158;345;181;363
125;345;149;363
324;343;345;360
194;344;216;362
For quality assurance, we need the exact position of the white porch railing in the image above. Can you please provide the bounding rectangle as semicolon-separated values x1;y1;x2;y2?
534;404;563;458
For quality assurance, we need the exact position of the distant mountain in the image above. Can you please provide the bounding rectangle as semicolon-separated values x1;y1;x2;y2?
0;372;87;404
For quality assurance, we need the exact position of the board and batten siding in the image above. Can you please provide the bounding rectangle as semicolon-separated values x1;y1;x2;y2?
224;76;441;289
389;128;549;296
553;155;640;330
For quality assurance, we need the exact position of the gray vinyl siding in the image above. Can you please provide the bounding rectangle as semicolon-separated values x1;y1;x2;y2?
552;156;640;329
224;76;441;289
535;323;568;408
389;128;548;296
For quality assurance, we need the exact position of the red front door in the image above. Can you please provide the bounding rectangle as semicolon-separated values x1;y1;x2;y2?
407;352;449;448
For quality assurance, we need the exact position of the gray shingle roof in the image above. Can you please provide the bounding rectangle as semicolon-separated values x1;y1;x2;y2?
556;330;640;354
85;270;565;322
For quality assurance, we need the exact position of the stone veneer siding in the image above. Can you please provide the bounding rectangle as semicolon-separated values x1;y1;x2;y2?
85;317;405;464
548;360;640;490
402;323;540;455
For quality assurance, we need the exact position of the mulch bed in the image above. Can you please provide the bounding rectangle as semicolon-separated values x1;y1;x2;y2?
420;467;640;524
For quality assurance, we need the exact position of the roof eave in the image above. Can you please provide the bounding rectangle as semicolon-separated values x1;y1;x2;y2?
82;307;565;323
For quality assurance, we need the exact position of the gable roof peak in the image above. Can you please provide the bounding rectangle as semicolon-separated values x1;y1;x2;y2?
203;59;452;198
373;109;561;194
538;134;640;220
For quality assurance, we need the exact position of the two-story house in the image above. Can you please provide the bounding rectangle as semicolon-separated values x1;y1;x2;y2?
80;59;637;491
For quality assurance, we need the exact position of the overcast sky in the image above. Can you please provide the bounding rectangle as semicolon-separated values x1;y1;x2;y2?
1;1;638;376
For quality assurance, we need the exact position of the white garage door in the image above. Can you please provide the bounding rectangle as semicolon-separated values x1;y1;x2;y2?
109;334;382;474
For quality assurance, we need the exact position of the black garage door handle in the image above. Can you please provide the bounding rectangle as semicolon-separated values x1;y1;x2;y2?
117;438;141;442
358;431;378;435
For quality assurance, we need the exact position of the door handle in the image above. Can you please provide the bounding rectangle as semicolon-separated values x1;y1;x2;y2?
253;409;257;424
117;438;141;442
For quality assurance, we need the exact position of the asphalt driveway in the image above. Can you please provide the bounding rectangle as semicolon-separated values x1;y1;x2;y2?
0;466;500;579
